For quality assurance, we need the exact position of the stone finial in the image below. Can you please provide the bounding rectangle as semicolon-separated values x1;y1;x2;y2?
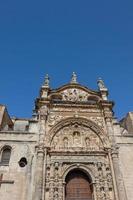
97;77;108;100
43;74;50;87
70;72;78;84
40;74;50;98
97;77;106;90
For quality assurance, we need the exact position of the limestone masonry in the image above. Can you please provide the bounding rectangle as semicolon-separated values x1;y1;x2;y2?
0;73;133;200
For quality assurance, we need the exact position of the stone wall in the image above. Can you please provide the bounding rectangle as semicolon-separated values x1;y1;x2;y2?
0;131;38;200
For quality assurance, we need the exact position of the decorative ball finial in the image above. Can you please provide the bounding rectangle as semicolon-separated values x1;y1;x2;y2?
70;72;78;84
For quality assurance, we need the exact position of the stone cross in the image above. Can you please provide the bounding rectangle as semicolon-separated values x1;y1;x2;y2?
0;174;14;188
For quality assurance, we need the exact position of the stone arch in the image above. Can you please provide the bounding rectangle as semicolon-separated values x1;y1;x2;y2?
48;117;109;148
0;144;12;151
0;143;16;158
62;164;95;183
0;145;12;165
87;95;101;102
64;165;94;200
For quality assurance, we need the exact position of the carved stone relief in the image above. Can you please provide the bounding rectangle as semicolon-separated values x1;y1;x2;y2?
61;88;89;102
47;113;63;127
45;154;114;200
89;116;105;129
49;118;108;140
51;124;104;151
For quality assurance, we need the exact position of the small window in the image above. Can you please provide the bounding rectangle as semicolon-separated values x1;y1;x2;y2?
0;146;11;166
19;157;27;167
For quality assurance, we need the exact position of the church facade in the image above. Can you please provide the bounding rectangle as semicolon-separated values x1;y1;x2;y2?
0;73;133;200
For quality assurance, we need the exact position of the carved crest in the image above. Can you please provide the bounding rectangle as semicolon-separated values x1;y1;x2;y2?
49;84;101;103
61;88;88;102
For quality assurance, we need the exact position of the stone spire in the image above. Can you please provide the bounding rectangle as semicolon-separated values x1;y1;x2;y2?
97;77;108;100
39;74;50;99
70;72;78;84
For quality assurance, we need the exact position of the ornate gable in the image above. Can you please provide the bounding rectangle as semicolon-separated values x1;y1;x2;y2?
35;73;109;110
49;84;101;103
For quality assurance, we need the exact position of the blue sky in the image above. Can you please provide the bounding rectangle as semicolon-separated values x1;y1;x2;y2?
0;0;133;119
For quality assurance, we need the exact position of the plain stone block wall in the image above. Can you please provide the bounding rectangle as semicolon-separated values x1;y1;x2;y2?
119;144;133;200
0;137;37;200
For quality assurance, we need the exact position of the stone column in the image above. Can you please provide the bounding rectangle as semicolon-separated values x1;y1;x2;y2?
49;180;54;200
92;181;97;200
62;182;66;200
58;180;64;200
94;178;100;200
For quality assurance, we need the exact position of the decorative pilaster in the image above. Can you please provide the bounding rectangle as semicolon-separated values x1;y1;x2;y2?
92;181;97;200
49;180;54;200
111;148;127;200
34;105;48;200
35;147;44;200
95;178;101;199
103;102;127;200
58;180;64;200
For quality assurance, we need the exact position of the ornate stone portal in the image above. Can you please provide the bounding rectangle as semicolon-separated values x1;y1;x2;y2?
33;74;127;200
0;74;130;200
43;118;114;200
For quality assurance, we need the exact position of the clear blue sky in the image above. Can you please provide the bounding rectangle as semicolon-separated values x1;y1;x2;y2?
0;0;133;119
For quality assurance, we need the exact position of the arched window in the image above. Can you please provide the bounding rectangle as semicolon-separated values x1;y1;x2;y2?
0;146;11;166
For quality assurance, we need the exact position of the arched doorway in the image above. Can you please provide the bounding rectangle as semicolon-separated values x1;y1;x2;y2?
65;169;93;200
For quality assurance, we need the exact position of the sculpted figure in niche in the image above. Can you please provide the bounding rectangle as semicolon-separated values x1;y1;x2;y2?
54;191;58;200
39;105;48;116
52;137;58;149
100;187;106;200
63;137;68;148
85;137;90;148
54;169;58;181
73;131;81;147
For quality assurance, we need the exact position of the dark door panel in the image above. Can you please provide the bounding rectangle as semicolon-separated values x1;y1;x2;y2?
65;170;92;200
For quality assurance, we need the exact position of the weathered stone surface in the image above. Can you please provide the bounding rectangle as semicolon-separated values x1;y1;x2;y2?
0;76;132;200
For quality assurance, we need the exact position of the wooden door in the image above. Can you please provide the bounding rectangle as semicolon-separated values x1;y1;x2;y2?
65;170;93;200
